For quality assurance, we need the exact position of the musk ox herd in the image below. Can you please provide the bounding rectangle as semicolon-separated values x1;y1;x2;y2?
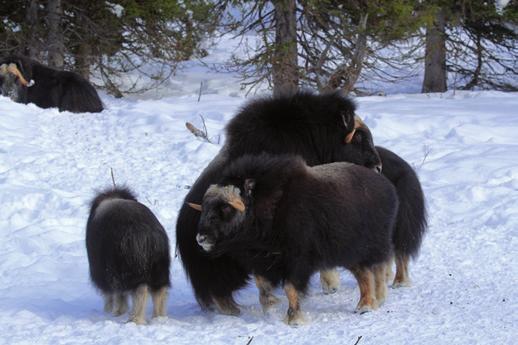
2;57;426;325
82;91;426;326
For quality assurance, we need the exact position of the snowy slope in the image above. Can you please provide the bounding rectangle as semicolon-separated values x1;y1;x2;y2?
0;90;517;345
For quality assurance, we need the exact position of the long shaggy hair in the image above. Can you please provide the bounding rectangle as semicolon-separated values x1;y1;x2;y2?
0;55;103;113
86;187;170;323
194;154;398;322
176;91;381;313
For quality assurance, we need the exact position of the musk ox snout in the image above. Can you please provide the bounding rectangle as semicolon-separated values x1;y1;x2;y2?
196;233;214;252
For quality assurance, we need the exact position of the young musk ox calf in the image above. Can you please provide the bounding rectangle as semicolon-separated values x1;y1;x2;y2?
86;187;170;324
176;91;383;315
189;154;399;326
0;55;103;113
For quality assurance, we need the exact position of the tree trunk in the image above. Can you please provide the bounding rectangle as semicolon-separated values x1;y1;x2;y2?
24;0;40;59
272;0;298;97
75;43;92;80
47;0;64;68
462;33;483;90
324;13;368;94
422;9;447;93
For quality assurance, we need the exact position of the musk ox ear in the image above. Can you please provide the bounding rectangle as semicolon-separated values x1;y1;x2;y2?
187;202;202;212
244;178;255;196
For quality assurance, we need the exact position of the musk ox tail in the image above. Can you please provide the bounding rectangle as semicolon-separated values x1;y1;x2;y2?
59;72;103;113
176;149;249;313
376;147;427;260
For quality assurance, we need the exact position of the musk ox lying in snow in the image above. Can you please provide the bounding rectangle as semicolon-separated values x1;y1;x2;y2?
177;91;426;315
0;55;103;113
176;91;383;315
189;154;399;325
86;188;170;324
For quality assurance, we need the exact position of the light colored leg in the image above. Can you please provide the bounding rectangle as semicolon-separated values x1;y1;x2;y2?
373;264;388;307
214;296;241;316
393;255;411;288
152;286;168;318
113;292;129;316
385;256;395;283
129;285;148;325
284;283;305;326
351;267;377;313
103;293;114;313
320;268;340;295
255;275;280;311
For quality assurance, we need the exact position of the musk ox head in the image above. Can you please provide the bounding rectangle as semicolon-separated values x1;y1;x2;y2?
0;61;34;101
188;183;252;252
341;116;382;173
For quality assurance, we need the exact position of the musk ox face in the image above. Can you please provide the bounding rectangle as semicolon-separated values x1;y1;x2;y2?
341;116;382;173
190;184;247;252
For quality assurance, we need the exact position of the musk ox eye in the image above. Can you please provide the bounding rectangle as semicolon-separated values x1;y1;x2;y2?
220;204;233;217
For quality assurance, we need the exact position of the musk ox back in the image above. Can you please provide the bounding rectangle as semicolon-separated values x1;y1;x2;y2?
86;187;170;324
176;91;382;315
0;55;103;113
191;154;398;325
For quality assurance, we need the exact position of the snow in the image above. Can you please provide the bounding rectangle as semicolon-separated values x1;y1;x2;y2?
1;68;517;344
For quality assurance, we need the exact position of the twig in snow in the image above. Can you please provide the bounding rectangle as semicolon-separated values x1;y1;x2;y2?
417;146;431;171
186;115;213;144
198;81;203;102
110;168;116;188
245;336;254;345
353;336;362;345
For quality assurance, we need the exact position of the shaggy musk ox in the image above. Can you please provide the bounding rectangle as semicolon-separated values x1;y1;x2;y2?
189;154;399;325
176;91;382;315
86;187;170;324
0;55;103;113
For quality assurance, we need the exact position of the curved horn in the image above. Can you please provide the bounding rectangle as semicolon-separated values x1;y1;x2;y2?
187;202;202;212
228;197;245;213
7;63;31;87
344;115;365;144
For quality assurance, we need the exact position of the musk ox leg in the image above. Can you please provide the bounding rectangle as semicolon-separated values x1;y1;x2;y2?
214;296;241;316
385;257;394;282
255;275;280;311
372;264;388;308
151;286;168;318
320;269;340;295
393;254;411;288
103;293;114;313
283;283;305;326
113;292;129;316
352;267;377;313
129;285;148;325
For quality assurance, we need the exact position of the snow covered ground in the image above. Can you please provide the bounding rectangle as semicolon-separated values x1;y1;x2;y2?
1;81;517;344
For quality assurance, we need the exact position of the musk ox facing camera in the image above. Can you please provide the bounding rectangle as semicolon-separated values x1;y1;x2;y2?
189;154;399;325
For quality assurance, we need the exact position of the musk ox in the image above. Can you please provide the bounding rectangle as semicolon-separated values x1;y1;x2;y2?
176;91;382;315
177;91;426;315
86;187;170;324
0;55;103;113
189;154;399;325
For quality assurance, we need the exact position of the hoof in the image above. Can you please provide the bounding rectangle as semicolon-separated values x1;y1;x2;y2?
127;317;146;325
391;280;411;288
260;294;281;312
284;313;306;327
320;270;340;295
355;299;377;314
